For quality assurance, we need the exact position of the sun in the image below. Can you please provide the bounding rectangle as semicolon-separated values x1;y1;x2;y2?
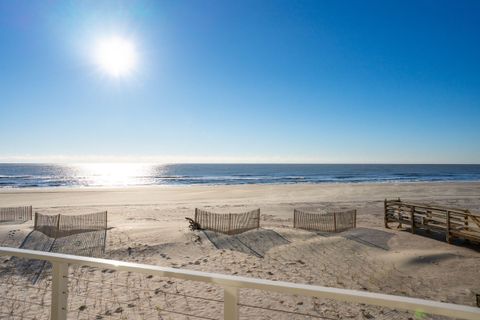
94;36;137;77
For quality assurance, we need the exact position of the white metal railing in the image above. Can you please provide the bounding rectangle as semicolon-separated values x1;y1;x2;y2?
0;246;479;320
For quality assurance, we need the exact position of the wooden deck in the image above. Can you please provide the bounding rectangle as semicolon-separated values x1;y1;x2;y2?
384;198;480;244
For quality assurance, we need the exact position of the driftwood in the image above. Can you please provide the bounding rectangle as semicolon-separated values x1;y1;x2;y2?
185;217;201;231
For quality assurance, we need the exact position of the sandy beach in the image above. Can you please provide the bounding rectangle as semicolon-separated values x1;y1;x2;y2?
2;0;479;318
1;182;479;319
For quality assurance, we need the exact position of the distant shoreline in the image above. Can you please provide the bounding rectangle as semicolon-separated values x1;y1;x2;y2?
2;179;480;190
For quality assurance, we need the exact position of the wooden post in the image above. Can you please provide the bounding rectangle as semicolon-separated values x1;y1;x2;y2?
228;213;232;235
398;198;403;227
293;209;296;228
257;209;260;229
223;286;239;320
51;262;69;320
424;209;431;234
384;199;388;228
410;206;415;234
353;209;357;228
34;212;38;231
104;211;108;253
57;214;61;238
465;210;470;230
446;210;451;244
333;212;337;232
397;201;403;229
194;208;198;223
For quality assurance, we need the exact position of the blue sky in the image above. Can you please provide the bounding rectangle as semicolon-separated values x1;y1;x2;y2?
0;0;479;163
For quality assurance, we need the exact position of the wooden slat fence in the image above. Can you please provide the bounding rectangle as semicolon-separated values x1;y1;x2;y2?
34;211;108;238
293;209;357;232
194;208;260;235
34;212;60;238
384;198;480;243
0;206;32;222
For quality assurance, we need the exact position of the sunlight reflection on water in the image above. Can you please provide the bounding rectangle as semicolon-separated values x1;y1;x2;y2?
1;163;480;188
72;163;156;187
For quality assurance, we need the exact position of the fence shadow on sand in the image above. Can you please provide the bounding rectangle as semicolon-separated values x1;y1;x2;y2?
203;228;290;258
316;227;394;251
3;228;107;283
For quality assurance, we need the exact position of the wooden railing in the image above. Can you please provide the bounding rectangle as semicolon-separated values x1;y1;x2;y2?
0;247;479;320
384;199;480;243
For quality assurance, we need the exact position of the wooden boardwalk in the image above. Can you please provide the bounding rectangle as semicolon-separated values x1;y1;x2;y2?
384;198;480;244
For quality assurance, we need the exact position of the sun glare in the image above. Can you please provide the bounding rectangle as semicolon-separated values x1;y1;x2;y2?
75;163;151;187
94;36;137;77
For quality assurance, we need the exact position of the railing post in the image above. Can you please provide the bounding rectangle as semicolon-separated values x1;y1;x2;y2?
224;286;239;320
51;262;69;320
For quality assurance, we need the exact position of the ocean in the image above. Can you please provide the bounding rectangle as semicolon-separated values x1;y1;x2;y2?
0;163;480;188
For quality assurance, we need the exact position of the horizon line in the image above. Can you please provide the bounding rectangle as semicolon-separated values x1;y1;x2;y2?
0;161;479;166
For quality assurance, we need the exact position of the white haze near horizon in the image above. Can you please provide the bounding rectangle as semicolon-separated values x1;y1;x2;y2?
0;155;478;165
